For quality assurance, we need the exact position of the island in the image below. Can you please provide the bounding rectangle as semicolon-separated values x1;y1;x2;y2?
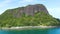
0;4;60;29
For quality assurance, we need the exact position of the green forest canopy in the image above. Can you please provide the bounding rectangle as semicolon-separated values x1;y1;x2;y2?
0;11;60;27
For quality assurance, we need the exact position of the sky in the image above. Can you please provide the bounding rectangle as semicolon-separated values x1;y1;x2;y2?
0;0;60;19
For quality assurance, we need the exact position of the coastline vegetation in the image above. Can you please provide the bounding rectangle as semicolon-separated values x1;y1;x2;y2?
0;11;60;28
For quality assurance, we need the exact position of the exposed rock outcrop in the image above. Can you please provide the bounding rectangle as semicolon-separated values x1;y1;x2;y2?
13;4;48;17
3;4;49;17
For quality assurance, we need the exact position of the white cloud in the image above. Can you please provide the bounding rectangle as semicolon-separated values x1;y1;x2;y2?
0;0;17;14
0;0;17;7
0;0;10;7
18;0;46;6
47;8;60;18
23;0;34;2
19;0;34;3
19;0;46;3
18;0;35;7
48;8;60;13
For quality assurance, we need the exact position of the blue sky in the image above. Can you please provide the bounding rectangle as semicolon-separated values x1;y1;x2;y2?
0;0;60;19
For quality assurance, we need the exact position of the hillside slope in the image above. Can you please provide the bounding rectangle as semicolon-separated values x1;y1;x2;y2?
0;4;60;27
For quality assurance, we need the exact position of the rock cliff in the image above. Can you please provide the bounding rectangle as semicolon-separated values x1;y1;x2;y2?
6;4;49;17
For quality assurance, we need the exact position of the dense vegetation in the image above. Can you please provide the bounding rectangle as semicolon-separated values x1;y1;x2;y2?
0;9;60;27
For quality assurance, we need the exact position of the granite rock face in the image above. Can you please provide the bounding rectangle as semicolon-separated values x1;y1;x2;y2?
24;4;48;15
5;4;49;17
15;4;49;17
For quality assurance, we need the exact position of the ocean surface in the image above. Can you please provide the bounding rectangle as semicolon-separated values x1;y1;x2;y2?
0;28;60;34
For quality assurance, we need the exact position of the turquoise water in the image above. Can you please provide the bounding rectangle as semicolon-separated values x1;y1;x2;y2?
0;28;60;34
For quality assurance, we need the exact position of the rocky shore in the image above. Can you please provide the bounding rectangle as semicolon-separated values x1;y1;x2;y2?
0;26;59;30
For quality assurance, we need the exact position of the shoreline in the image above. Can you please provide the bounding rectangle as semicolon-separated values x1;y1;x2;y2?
0;26;59;30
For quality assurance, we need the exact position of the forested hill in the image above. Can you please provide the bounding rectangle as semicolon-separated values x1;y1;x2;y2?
0;4;60;27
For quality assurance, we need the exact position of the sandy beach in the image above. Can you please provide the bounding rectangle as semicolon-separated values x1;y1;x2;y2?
1;26;59;30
